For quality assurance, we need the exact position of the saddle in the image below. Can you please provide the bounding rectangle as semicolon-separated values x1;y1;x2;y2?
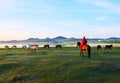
80;45;88;51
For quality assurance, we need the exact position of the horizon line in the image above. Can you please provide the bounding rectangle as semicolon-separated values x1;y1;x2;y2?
0;36;120;41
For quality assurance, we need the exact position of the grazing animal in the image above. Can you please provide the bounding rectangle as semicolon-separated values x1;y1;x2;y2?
12;45;17;48
22;45;27;49
77;42;91;58
5;45;9;49
105;45;112;52
28;45;38;52
55;45;62;49
97;45;102;50
43;45;49;49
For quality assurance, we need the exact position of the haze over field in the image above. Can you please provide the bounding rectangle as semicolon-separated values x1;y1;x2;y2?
0;0;120;40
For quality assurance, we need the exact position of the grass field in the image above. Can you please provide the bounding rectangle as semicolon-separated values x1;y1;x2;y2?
0;47;120;83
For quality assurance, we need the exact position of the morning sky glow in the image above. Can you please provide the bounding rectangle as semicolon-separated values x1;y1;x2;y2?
0;0;120;40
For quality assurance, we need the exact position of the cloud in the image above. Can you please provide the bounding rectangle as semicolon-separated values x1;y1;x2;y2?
0;18;119;40
0;18;87;40
93;1;120;13
95;16;107;21
0;0;54;14
0;0;15;10
87;25;120;38
77;0;120;14
0;0;119;40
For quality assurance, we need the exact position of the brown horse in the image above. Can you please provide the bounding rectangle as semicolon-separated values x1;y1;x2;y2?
43;45;49;49
5;45;9;49
12;45;17;48
28;45;38;52
77;42;91;58
97;45;102;50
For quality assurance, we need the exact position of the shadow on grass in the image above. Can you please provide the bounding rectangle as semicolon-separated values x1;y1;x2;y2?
8;75;41;83
0;63;20;75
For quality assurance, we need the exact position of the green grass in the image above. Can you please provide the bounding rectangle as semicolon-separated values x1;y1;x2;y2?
0;47;120;83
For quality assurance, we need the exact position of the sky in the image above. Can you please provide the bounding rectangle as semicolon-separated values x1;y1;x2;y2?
0;0;120;40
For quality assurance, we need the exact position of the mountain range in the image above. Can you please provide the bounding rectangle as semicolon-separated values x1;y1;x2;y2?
0;36;120;42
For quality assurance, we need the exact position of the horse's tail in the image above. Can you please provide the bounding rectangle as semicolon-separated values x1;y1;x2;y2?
88;45;91;58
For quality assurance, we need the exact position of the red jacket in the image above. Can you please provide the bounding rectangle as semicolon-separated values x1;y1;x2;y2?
80;37;87;48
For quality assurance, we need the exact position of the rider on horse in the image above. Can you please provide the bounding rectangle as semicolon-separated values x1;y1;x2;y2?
80;36;87;50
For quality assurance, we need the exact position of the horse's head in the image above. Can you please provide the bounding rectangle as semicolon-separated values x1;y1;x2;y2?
110;44;113;47
77;42;81;47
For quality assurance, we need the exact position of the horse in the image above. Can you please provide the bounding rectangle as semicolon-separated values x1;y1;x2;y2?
22;45;27;49
28;45;38;52
104;44;112;52
77;42;91;58
5;45;9;50
97;45;102;50
55;45;62;49
43;45;49;49
12;45;17;48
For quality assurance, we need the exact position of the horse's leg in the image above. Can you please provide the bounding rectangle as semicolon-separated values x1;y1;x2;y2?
31;49;33;52
82;51;84;57
35;48;37;51
80;50;84;57
80;50;82;56
80;51;81;56
104;47;106;53
110;47;112;52
108;48;110;52
88;51;90;58
88;46;91;58
30;49;32;52
60;46;62;49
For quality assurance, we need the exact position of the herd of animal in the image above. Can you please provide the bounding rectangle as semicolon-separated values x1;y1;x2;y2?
4;43;113;57
4;44;62;52
97;44;113;52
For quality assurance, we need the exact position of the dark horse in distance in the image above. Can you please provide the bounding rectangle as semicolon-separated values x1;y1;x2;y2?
43;45;49;49
105;44;112;52
55;45;62;49
97;45;102;50
77;42;91;58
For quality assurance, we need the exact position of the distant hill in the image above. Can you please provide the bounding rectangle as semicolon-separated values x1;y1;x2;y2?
0;36;120;42
41;38;53;42
27;38;40;41
23;36;120;42
21;36;80;42
106;37;120;40
52;36;67;41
